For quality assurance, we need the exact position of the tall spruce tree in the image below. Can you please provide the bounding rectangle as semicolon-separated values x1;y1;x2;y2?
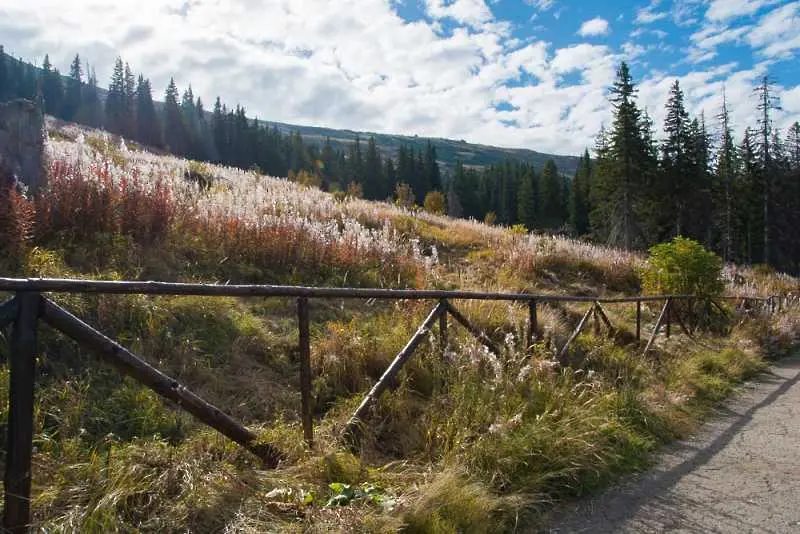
105;58;126;134
591;62;649;250
134;75;160;147
363;136;384;200
754;75;780;264
517;165;537;230
40;54;64;116
538;159;563;230
62;54;82;121
714;89;738;262
569;149;592;236
163;78;186;155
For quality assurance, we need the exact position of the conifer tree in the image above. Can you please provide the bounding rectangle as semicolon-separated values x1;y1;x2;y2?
163;77;186;155
363;136;384;200
40;54;64;116
0;45;7;100
714;89;738;262
538;159;563;230
62;54;82;121
517;165;537;230
134;75;160;147
569;149;592;236
105;58;126;134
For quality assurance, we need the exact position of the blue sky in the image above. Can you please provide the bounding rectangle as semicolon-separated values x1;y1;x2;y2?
1;0;798;155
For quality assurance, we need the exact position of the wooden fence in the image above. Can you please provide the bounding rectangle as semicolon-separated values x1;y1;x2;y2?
0;277;797;533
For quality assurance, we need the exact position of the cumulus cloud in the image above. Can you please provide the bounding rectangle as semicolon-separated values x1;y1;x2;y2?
0;0;796;157
577;17;611;37
705;0;782;21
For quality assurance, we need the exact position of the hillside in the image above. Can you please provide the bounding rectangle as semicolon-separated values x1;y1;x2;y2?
0;119;798;532
262;120;581;174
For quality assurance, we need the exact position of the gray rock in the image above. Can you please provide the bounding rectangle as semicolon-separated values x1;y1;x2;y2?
0;99;46;193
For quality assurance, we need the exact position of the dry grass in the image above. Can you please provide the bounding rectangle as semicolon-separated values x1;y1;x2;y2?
0;120;797;532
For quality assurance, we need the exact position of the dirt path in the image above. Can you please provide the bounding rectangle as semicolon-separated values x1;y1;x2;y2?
541;354;800;533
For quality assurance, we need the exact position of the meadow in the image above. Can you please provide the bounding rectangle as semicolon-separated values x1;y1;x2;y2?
0;119;799;532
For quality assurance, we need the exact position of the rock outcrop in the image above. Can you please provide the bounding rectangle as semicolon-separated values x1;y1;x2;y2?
0;99;46;192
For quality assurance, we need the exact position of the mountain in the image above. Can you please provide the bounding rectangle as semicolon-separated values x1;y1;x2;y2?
1;49;579;175
260;120;581;175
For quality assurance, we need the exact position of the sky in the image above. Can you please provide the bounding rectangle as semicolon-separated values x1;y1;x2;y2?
1;0;798;156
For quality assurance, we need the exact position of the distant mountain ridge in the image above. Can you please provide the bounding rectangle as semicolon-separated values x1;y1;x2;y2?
1;49;579;175
261;120;581;175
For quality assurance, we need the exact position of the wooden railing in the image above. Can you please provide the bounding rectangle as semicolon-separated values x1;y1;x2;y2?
0;277;796;533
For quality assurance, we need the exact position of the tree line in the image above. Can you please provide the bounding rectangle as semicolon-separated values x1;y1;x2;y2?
0;47;445;202
2;48;798;273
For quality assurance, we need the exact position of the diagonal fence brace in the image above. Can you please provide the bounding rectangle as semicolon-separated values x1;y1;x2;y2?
40;298;282;467
442;301;501;356
343;301;446;443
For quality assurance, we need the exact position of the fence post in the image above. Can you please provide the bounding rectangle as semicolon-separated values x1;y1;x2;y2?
4;292;40;534
297;297;313;448
665;298;671;338
528;299;538;350
635;300;641;341
439;299;448;350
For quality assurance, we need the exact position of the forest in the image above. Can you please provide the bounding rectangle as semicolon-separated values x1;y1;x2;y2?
1;47;799;274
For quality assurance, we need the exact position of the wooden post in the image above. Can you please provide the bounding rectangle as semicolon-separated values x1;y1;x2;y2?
665;298;671;338
592;304;600;336
443;302;501;356
40;298;282;467
439;299;448;350
297;297;313;448
635;300;641;341
344;302;446;441
4;292;40;534
527;300;538;350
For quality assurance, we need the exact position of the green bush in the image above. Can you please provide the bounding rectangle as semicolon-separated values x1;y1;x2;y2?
641;236;724;298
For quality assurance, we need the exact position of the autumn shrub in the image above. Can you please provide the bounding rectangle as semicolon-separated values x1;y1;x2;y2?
0;184;35;270
641;236;723;298
423;191;446;215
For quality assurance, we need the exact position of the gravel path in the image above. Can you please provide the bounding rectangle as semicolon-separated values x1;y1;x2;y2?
541;354;800;534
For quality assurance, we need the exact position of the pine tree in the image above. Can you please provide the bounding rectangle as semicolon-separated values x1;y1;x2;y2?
123;63;136;138
591;62;650;250
40;54;64;116
569;149;592;236
714;89;738;262
80;63;102;127
787;122;800;170
424;141;442;193
538;159;563;230
62;54;82;121
517;165;537;230
754;75;780;264
659;80;693;237
0;45;7;100
363;136;384;200
384;158;397;200
105;58;126;134
134;75;160;147
163;77;186;155
736;128;759;264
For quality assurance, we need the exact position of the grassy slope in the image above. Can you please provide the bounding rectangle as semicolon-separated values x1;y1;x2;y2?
0;121;799;532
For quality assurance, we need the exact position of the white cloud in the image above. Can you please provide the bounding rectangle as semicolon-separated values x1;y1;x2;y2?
0;0;796;158
705;0;782;21
747;2;800;59
524;0;556;11
636;0;668;23
425;0;494;29
577;17;611;37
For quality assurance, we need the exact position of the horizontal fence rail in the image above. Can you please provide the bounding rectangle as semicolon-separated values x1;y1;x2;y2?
0;277;797;532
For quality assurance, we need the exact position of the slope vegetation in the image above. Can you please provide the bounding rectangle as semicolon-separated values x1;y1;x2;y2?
0;120;798;532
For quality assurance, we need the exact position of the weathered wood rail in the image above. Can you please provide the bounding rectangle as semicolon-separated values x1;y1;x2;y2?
0;277;796;533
